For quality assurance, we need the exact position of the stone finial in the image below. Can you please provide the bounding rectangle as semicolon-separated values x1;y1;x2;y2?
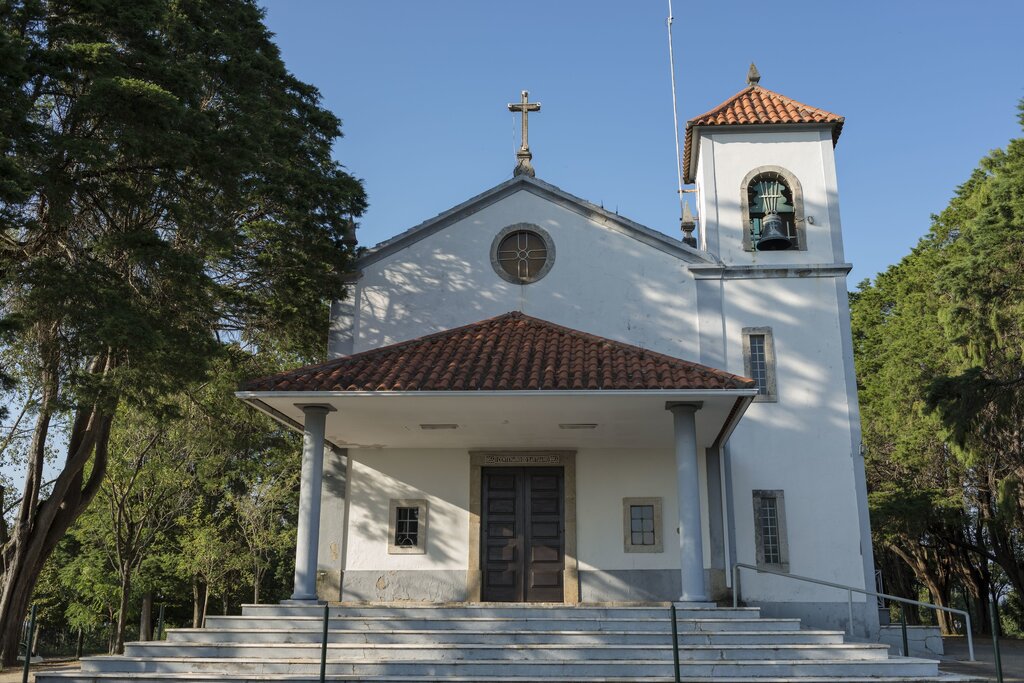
747;62;761;86
680;201;697;247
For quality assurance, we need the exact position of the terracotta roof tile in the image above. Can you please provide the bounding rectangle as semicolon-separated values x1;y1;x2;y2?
683;85;844;182
243;312;755;393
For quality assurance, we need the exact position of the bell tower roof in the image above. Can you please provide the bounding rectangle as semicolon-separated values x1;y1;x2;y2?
683;79;844;183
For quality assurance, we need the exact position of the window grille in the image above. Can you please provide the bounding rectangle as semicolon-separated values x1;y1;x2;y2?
630;505;656;546
490;224;556;285
749;334;768;395
388;499;428;554
752;489;788;570
742;327;777;401
394;507;419;548
497;230;548;281
759;496;782;565
622;497;663;553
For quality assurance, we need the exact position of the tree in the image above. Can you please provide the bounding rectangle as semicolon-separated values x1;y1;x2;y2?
0;0;365;665
924;106;1024;596
230;468;298;604
98;408;195;654
852;98;1024;633
176;509;246;628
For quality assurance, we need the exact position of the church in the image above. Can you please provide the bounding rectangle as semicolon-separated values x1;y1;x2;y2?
238;68;879;637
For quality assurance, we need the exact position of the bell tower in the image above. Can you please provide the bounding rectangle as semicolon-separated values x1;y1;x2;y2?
684;66;846;266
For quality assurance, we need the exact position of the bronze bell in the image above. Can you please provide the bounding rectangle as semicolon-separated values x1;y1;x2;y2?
756;213;792;251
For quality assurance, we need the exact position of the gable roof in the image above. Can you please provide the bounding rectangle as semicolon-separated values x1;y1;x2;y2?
243;311;755;393
683;85;844;182
355;175;715;271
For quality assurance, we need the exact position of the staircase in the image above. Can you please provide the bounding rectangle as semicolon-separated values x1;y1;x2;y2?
37;602;961;682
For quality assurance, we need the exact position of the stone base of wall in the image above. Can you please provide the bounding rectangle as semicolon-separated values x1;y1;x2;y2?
316;569;343;601
342;570;468;603
877;625;944;658
579;569;680;602
748;600;875;640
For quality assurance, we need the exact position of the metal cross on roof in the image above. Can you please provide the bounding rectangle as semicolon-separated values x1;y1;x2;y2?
508;90;541;177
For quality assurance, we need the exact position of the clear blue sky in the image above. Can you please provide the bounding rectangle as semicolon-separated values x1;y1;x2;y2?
260;1;1023;286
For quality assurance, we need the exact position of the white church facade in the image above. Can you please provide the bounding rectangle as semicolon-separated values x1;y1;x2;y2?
239;74;879;636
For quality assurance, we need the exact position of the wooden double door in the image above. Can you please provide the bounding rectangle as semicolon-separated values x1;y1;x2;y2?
481;467;565;602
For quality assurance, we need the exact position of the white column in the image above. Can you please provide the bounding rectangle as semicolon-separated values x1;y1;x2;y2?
667;402;707;602
291;404;333;601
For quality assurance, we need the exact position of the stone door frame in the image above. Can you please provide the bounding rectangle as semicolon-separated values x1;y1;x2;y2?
468;451;579;604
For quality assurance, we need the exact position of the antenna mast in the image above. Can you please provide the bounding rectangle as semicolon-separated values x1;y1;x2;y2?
666;0;685;220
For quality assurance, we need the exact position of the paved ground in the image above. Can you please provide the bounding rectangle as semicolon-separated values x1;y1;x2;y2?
941;635;1024;681
0;661;78;682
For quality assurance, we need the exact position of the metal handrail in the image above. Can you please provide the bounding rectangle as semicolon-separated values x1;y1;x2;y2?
732;562;974;662
669;603;681;683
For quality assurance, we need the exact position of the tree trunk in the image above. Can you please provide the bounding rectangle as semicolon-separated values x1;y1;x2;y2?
201;585;211;628
106;616;115;656
114;567;131;654
921;576;955;634
192;580;202;629
0;403;113;666
139;593;153;642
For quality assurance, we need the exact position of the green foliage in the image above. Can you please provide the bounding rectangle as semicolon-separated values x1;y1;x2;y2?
852;97;1024;632
1;0;366;409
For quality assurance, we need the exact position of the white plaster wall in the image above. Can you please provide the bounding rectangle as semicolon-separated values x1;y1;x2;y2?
349;190;699;360
576;448;692;572
722;275;867;604
345;449;469;571
698;129;843;266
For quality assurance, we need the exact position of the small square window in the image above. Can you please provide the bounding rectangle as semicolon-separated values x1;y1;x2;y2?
388;499;428;554
630;505;655;545
623;498;663;553
394;507;419;548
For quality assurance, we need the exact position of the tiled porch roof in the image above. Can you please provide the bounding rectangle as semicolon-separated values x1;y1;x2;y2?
243;312;755;392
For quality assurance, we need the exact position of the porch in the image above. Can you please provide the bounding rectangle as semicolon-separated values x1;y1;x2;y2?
236;312;757;605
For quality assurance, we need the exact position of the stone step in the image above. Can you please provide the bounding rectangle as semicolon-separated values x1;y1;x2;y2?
36;674;971;683
240;604;755;620
77;656;941;678
204;615;802;632
679;630;847;646
123;641;891;661
166;627;847;646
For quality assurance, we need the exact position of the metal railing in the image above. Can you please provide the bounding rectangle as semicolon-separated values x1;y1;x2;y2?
732;562;975;661
669;603;680;683
320;603;329;683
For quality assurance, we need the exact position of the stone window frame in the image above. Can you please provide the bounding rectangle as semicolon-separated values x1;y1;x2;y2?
742;326;778;403
622;497;664;554
752;490;789;572
740;166;806;252
388;498;428;555
489;223;556;285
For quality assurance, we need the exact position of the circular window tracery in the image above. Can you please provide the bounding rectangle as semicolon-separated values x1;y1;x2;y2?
490;224;555;284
